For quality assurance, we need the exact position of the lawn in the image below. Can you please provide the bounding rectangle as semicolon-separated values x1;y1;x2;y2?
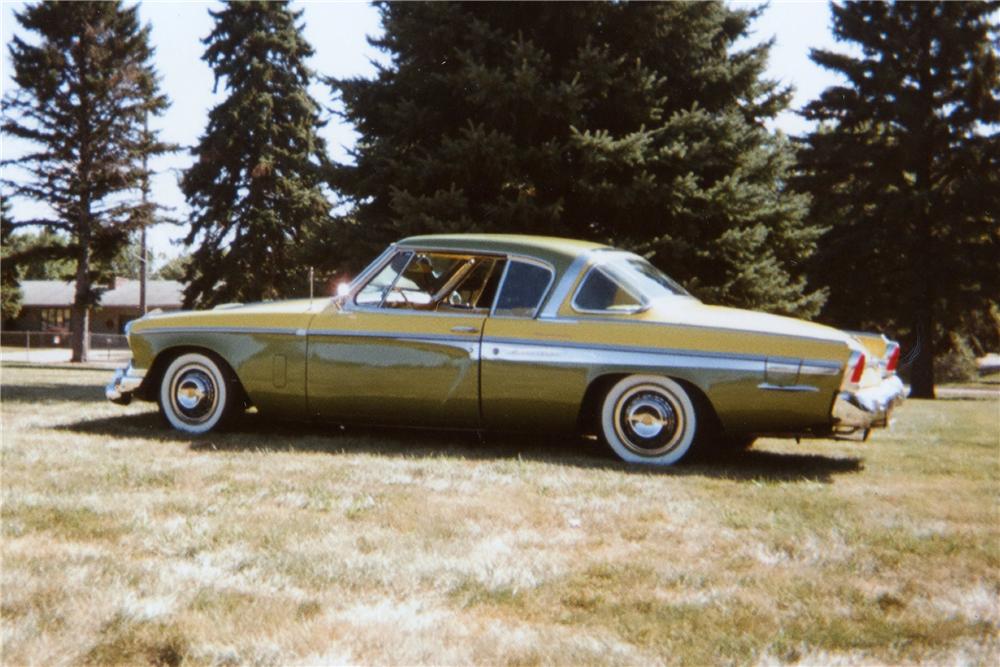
1;364;997;666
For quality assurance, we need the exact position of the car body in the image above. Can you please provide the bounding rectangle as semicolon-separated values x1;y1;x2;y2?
107;234;906;465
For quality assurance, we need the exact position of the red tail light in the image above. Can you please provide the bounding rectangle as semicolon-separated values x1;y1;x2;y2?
850;353;866;384
885;344;900;373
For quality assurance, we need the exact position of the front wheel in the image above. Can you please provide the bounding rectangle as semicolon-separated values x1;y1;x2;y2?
158;352;236;434
600;375;701;466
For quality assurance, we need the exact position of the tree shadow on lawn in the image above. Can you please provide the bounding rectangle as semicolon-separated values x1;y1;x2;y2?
61;410;864;483
1;382;106;404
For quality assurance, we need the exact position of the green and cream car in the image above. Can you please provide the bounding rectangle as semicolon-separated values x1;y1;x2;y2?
107;235;905;465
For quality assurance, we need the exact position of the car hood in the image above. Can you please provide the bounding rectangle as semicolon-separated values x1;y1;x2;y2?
646;298;858;347
130;298;323;332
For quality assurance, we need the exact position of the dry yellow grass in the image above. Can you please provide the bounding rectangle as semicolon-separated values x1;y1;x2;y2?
1;363;998;666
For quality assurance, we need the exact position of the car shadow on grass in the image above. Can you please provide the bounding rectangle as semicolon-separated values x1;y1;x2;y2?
60;410;864;483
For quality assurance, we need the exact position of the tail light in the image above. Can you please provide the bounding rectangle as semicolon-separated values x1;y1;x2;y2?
885;343;900;374
850;353;866;384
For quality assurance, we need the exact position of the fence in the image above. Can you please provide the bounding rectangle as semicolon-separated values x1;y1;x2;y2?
0;330;129;362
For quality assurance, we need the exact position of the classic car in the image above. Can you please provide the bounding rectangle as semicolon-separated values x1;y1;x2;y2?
107;234;906;465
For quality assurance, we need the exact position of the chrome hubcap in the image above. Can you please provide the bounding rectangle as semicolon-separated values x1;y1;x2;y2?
626;395;674;439
170;367;217;423
614;387;683;456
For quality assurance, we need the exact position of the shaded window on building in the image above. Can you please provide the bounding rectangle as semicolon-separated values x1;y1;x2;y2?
40;308;71;330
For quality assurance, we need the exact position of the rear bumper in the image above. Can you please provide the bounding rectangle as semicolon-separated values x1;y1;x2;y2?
832;375;906;431
105;364;146;405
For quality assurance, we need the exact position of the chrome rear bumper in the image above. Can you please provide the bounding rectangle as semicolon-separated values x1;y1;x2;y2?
833;375;906;431
105;364;146;405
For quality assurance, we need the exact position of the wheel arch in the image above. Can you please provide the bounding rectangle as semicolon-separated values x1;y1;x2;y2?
578;372;722;436
137;345;250;408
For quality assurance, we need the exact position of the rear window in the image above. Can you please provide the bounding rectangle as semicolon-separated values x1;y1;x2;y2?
573;268;644;312
493;261;553;317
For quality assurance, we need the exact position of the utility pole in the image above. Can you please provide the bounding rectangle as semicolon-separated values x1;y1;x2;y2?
139;110;149;315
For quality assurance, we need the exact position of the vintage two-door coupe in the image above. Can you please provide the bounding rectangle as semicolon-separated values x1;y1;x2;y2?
107;235;906;465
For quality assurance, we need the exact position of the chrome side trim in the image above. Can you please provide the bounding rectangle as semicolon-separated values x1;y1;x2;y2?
309;329;479;344
481;335;839;370
549;314;851;346
483;339;766;373
758;383;820;393
308;330;479;360
138;326;299;336
538;250;593;319
799;363;843;376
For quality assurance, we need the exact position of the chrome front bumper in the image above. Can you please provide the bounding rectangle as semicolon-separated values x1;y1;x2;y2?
833;375;906;431
105;364;146;405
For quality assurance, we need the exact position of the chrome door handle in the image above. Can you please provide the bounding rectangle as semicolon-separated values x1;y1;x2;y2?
450;325;479;333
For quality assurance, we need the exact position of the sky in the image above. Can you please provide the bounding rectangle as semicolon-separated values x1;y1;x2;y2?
1;0;842;269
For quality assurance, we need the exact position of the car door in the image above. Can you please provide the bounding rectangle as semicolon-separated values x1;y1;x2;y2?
306;249;502;428
479;258;591;433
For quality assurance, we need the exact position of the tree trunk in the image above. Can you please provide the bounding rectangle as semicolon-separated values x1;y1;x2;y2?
908;7;936;400
70;244;91;363
71;186;92;362
909;306;936;399
69;302;90;363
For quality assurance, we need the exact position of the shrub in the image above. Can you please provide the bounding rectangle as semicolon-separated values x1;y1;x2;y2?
934;334;979;383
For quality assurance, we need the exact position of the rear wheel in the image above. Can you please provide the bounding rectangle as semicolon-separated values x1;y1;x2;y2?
600;375;701;466
158;352;235;434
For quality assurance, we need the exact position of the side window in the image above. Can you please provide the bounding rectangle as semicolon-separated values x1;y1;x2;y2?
573;267;643;312
439;258;504;312
383;253;465;308
355;250;497;311
493;260;553;318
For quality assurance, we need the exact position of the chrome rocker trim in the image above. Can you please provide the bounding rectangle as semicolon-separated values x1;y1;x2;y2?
832;375;906;432
105;364;147;405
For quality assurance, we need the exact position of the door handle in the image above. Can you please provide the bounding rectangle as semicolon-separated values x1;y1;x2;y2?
450;325;479;333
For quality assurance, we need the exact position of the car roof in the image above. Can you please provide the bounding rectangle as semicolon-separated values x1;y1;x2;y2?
397;233;610;269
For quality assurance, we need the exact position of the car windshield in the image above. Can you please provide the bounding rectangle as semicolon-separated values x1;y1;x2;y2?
596;253;694;303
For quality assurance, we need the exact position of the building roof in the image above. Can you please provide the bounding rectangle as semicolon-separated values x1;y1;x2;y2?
19;280;184;309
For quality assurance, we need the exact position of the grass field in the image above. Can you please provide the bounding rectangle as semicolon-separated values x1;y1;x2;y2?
1;364;998;666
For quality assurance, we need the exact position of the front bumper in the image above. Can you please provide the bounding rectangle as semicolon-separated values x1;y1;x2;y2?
105;364;146;405
833;375;906;431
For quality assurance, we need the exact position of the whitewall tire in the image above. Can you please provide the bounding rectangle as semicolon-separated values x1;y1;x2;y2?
600;375;700;466
158;352;233;434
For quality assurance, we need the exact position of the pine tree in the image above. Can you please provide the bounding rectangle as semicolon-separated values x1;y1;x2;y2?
798;1;999;398
1;197;23;322
181;0;331;307
328;2;824;316
2;1;170;361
